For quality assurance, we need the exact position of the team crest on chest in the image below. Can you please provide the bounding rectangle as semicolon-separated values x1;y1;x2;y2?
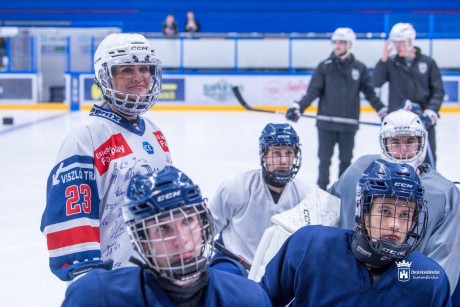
143;141;154;155
418;62;427;74
351;69;360;80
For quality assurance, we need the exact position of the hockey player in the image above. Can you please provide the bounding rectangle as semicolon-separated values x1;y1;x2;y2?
286;27;387;190
208;123;311;269
329;109;460;293
373;22;444;168
261;160;451;306
62;166;271;306
40;33;172;281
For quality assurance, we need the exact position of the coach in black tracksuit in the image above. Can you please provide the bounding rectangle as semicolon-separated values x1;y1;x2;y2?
373;45;444;168
286;28;386;191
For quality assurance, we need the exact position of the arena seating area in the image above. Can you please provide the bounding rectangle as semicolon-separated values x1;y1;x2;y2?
1;1;460;36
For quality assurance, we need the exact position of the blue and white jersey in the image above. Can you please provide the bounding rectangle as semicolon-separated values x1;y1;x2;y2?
209;169;311;264
40;104;172;281
62;266;272;306
329;154;460;292
261;225;451;307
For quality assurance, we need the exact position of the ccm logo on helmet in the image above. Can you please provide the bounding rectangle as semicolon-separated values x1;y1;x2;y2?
157;190;181;202
394;182;413;188
131;46;149;51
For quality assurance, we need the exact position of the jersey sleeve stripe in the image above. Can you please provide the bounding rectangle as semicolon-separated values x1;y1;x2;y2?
48;242;101;258
47;225;100;250
42;217;100;235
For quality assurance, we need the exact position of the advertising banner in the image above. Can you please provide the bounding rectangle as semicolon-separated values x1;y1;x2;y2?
65;73;460;109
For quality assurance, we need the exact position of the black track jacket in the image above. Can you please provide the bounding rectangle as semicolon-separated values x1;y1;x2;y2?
298;52;385;132
373;47;444;113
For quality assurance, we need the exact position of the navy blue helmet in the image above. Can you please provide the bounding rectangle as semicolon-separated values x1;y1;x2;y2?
259;123;301;187
123;166;214;282
352;159;427;267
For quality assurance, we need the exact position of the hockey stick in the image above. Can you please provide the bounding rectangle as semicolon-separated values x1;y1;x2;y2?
214;241;251;271
232;86;380;127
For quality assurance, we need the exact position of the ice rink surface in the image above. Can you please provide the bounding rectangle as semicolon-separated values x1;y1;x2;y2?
1;108;459;306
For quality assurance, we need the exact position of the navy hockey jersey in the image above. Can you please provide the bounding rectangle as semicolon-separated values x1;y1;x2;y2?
62;266;272;306
261;225;451;307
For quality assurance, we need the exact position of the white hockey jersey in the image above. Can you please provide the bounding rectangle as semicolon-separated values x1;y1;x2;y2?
208;169;311;264
40;105;172;281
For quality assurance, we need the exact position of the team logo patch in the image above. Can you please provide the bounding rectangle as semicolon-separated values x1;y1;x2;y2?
396;260;412;282
153;131;170;152
418;62;427;74
351;69;360;80
94;133;133;175
143;141;154;154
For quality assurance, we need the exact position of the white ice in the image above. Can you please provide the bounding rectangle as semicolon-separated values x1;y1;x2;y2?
1;109;459;306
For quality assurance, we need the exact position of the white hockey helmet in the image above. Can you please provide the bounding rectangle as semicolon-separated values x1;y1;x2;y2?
332;28;356;48
331;27;356;59
94;33;162;116
389;23;416;50
379;109;427;169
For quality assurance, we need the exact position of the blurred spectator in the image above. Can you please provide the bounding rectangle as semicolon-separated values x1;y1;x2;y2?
162;14;178;36
0;38;6;70
185;11;200;33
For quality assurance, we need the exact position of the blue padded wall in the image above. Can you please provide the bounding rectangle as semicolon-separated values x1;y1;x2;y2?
1;1;460;36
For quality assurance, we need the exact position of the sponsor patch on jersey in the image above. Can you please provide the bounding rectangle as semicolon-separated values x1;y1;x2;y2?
351;69;360;80
89;106;122;124
142;141;154;154
153;131;170;152
94;133;133;175
418;62;427;74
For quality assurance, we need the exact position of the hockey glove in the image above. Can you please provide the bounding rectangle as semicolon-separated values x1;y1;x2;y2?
377;106;388;120
286;102;301;122
402;100;414;111
410;103;423;115
421;109;439;129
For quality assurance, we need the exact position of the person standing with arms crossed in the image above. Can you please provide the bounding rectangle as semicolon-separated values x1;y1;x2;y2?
373;22;444;168
286;27;387;190
41;33;172;281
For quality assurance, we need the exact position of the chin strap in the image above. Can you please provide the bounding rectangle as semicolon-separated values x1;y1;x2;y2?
351;230;395;269
129;256;150;269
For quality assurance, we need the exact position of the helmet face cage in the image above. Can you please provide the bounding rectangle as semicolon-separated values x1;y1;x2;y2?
259;123;302;186
94;33;162;116
122;166;214;282
355;160;428;260
380;110;427;169
357;193;427;260
126;203;214;282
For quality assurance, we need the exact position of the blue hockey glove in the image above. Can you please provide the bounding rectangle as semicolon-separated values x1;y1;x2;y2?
286;102;301;122
420;109;439;129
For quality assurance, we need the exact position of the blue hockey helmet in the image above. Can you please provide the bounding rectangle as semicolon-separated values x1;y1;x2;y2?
259;123;302;187
122;166;214;283
352;159;427;267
